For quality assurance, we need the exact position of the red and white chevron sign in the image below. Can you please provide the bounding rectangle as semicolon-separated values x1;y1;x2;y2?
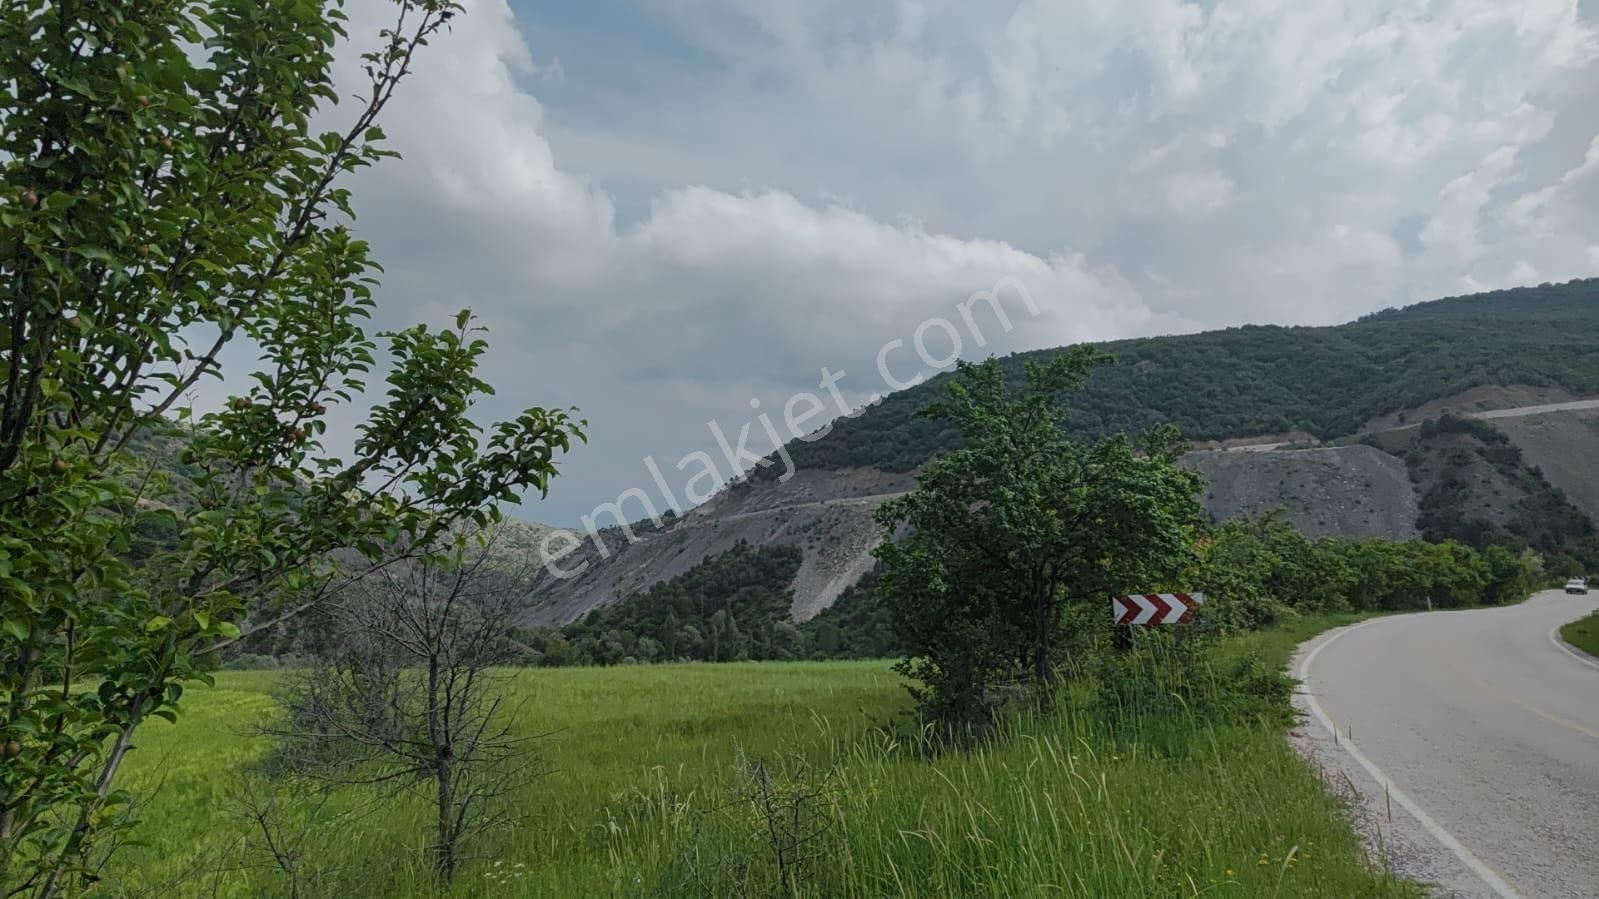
1112;592;1204;625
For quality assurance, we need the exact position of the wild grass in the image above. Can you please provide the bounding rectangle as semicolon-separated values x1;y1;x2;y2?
1559;610;1599;657
103;629;1420;898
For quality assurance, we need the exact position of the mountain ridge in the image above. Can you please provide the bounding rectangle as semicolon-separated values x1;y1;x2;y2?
532;278;1599;625
764;278;1599;476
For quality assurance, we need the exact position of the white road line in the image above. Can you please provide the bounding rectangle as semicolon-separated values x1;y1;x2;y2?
1298;619;1523;899
1548;623;1599;672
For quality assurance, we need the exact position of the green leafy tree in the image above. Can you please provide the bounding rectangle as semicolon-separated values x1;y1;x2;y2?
873;350;1204;727
0;1;582;892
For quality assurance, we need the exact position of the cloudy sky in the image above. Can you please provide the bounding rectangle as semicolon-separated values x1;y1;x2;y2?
324;0;1599;525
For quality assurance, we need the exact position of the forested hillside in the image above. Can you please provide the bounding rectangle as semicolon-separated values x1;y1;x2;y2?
524;543;804;665
769;279;1599;476
519;544;904;665
1370;415;1599;575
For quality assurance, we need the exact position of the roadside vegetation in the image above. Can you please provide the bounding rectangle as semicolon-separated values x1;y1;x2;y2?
491;515;1536;670
1559;611;1599;658
109;644;1429;899
0;1;1553;897
165;329;1531;897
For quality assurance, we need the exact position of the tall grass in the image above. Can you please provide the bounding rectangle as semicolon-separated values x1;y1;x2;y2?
1559;610;1599;657
103;635;1419;898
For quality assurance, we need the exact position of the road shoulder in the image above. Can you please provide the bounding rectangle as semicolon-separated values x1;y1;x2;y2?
1287;619;1508;899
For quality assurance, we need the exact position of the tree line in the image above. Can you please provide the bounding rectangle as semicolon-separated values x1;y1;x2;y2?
766;278;1599;477
1395;414;1599;575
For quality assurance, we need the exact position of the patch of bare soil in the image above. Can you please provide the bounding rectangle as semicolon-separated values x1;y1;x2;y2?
1189;430;1321;451
525;468;918;626
789;503;888;622
685;466;918;520
1180;445;1419;538
1363;384;1576;433
1494;410;1599;523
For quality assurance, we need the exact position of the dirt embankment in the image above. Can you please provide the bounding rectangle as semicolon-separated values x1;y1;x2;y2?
1180;445;1419;539
1494;410;1599;524
1362;385;1577;433
524;468;909;626
525;447;1427;627
1189;431;1321;451
687;467;918;520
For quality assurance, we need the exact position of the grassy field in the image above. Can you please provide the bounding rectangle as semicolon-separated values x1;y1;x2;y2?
1559;610;1599;657
103;622;1420;898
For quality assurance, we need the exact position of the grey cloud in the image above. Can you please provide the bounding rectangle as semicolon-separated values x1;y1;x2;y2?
317;0;1599;522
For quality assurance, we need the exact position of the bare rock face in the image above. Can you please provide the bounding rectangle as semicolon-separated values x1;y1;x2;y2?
1180;445;1420;539
1494;411;1599;525
522;469;910;626
522;450;1421;627
527;450;1424;626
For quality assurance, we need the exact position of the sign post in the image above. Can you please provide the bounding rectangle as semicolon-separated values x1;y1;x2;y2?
1112;592;1204;626
1112;593;1204;651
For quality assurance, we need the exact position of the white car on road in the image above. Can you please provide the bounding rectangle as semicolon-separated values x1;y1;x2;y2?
1567;578;1591;595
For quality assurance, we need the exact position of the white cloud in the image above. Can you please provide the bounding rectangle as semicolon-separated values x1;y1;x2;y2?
1166;171;1235;214
1567;134;1599;182
1507;186;1557;227
316;0;1599;519
327;0;1196;520
1419;145;1528;264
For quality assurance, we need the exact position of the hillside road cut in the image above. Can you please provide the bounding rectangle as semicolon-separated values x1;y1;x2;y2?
1294;591;1599;898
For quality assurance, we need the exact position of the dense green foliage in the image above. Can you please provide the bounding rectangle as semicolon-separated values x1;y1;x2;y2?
873;351;1205;726
769;279;1599;475
795;569;901;659
1388;415;1599;575
0;2;581;891
524;543;805;665
519;544;900;666
1196;516;1536;632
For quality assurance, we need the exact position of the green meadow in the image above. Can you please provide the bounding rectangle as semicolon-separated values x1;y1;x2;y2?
101;619;1420;898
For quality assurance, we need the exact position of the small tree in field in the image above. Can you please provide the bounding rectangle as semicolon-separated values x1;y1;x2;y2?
273;536;542;883
0;1;580;893
873;350;1203;728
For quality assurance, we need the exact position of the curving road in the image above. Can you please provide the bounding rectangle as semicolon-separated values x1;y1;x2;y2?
1294;591;1599;898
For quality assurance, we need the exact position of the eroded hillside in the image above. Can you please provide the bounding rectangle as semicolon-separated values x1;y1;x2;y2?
1182;446;1418;538
524;280;1599;626
526;447;1427;625
525;469;916;625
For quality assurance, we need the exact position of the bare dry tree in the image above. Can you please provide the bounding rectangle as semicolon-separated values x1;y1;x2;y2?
265;532;546;883
226;774;352;899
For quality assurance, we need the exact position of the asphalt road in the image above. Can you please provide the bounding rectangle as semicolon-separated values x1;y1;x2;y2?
1295;591;1599;898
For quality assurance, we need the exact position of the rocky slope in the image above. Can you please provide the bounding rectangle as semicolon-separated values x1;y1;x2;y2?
525;446;1423;625
1182;446;1418;538
525;279;1599;626
1493;410;1599;524
524;470;914;625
